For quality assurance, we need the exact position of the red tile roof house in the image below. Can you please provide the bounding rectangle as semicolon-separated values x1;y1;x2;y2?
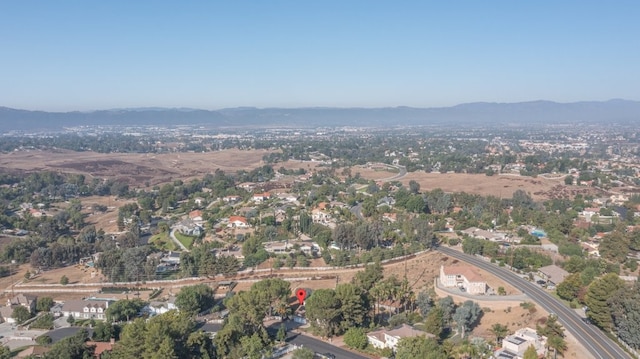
439;265;488;294
188;210;203;221
252;192;271;202
229;216;249;228
86;338;115;358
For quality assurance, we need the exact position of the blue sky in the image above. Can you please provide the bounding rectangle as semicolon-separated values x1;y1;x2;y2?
1;1;639;111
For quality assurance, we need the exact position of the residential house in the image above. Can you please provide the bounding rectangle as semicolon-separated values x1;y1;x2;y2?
0;306;15;323
16;346;50;358
223;195;241;203
61;299;112;320
311;203;332;225
493;327;547;359
382;213;397;223
440;265;488;294
461;227;508;242
8;294;37;314
537;265;569;286
238;182;256;191
174;218;203;236
144;299;178;316
86;339;115;359
229;216;249;228
367;324;434;351
580;207;601;223
263;240;321;256
252;192;271;203
194;197;205;206
189;210;203;222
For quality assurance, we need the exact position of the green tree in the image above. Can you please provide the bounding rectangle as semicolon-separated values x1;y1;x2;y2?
523;345;538;359
423;307;444;338
43;329;94;359
395;336;447;359
92;321;114;342
556;273;583;301
609;282;640;350
547;335;567;359
305;288;341;337
175;284;215;316
60;275;69;285
276;324;286;342
37;296;54;312
490;323;509;344
335;283;368;331
585;273;625;329
67;314;75;325
12;305;32;324
352;262;383;292
106;298;146;322
0;345;10;359
36;335;52;346
344;327;368;350
291;347;315;359
452;300;482;338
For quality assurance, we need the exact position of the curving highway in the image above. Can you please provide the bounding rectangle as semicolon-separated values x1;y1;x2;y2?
436;246;631;359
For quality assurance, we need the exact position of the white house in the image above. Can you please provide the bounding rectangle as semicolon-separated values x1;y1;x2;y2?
439;265;488;294
493;327;547;359
144;297;177;316
229;216;249;228
61;299;112;320
367;324;434;351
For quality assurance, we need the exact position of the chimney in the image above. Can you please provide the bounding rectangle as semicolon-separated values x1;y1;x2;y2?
110;337;115;345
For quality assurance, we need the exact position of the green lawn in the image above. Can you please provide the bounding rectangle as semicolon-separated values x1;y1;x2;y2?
174;231;195;249
149;233;176;251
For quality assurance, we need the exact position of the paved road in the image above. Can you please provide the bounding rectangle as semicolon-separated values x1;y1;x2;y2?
436;246;631;359
286;332;370;359
169;229;189;251
350;203;364;220
377;165;407;182
268;322;371;359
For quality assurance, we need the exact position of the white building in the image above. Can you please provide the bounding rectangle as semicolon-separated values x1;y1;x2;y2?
493;327;547;359
439;265;488;294
367;324;434;351
61;299;112;320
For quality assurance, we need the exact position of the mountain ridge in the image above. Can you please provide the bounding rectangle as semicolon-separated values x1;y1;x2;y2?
1;99;639;132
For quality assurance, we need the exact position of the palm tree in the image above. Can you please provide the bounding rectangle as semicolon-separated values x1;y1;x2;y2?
490;323;509;345
547;335;567;359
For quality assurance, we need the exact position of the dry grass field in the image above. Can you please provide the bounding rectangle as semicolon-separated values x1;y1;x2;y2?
354;166;601;201
0;148;274;188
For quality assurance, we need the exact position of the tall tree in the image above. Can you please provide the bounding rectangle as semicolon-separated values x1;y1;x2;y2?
452;300;483;338
585;273;625;329
304;288;341;337
609;282;640;350
175;284;215;316
490;323;509;345
395;336;447;359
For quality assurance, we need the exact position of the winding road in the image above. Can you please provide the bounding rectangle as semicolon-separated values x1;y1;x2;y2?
436;246;631;359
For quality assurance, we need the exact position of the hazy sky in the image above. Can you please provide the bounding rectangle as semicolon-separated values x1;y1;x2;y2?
1;1;639;111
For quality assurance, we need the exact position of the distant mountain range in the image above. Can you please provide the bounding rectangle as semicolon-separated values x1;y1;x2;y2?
1;99;639;132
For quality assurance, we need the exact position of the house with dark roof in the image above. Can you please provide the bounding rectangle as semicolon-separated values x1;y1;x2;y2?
8;293;37;313
61;299;112;320
537;265;569;286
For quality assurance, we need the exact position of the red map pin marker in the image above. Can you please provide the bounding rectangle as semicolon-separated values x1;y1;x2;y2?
296;288;307;305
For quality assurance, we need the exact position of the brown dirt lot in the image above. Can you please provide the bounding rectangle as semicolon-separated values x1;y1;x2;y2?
0;148;274;188
355;166;600;201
